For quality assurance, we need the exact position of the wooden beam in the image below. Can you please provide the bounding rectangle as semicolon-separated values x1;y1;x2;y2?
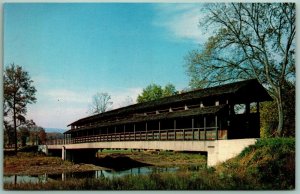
174;120;176;140
134;124;136;141
204;117;206;140
124;125;126;141
215;115;218;140
146;122;148;140
192;117;194;140
158;121;161;140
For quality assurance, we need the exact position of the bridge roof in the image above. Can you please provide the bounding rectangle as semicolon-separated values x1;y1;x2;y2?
68;79;272;127
65;104;226;134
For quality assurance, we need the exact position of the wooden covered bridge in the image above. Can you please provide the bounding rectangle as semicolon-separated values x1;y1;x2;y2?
45;79;272;166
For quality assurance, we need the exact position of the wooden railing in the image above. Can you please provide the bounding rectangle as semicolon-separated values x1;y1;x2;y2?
46;128;221;145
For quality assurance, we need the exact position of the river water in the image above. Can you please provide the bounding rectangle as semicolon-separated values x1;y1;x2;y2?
4;166;181;184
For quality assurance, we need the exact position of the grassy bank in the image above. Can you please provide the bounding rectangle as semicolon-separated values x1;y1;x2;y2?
4;138;295;190
4;152;105;175
215;137;295;189
97;150;207;168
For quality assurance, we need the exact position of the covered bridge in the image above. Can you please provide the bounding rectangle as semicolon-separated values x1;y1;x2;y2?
58;79;272;144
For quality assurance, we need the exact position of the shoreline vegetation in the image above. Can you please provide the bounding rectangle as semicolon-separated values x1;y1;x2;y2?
3;138;295;190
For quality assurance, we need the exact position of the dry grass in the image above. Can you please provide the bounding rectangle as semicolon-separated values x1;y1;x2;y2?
4;138;295;190
98;150;207;167
4;152;104;175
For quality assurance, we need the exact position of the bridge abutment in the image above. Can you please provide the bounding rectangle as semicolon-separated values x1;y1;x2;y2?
62;148;98;163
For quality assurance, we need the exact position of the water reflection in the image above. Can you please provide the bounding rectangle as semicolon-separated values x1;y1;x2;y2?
4;166;180;184
3;174;48;184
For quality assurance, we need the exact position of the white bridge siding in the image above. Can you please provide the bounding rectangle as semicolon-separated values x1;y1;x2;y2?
47;138;257;166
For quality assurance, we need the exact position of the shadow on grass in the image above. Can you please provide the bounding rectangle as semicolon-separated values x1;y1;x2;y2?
93;154;151;171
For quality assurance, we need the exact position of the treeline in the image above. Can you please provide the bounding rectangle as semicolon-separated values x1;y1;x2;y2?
4;119;46;148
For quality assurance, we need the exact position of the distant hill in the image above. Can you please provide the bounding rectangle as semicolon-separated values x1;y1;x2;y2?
45;128;67;134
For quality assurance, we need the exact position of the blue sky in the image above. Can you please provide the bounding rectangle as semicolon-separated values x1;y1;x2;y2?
4;3;207;129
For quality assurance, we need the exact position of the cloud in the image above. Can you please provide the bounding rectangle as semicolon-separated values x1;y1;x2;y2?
45;89;90;104
27;104;88;129
26;87;143;129
153;3;210;44
110;87;142;109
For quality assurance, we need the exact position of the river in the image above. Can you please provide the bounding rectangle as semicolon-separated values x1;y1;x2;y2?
4;166;183;184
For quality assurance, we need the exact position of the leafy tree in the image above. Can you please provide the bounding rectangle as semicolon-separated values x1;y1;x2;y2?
29;125;44;145
38;128;47;144
163;83;178;97
261;81;295;137
137;83;178;103
4;64;37;152
185;3;295;136
89;92;113;115
18;127;30;147
137;84;163;103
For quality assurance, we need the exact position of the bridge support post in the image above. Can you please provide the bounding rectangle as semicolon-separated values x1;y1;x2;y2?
158;121;161;141
204;117;206;140
192;118;194;140
215;116;218;140
146;122;148;140
62;146;66;160
134;124;136;141
174;120;176;140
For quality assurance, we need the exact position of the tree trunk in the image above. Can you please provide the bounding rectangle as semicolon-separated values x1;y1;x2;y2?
276;88;284;137
13;102;17;154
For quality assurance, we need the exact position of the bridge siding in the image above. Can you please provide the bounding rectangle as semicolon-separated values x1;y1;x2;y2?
47;138;257;166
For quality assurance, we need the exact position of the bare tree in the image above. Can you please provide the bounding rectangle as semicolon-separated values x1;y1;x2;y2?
89;92;113;115
185;3;295;136
119;96;134;108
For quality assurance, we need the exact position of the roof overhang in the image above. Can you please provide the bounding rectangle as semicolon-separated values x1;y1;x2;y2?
65;105;227;134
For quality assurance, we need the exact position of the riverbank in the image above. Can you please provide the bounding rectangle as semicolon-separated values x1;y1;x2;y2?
96;150;207;169
4;138;295;190
4;152;106;176
4;150;206;175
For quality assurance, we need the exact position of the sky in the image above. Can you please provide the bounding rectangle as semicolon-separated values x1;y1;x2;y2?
4;3;209;129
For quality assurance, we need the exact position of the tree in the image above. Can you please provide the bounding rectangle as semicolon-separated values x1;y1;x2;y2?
119;96;134;108
38;128;47;144
163;83;178;97
137;84;163;103
185;3;295;136
18;127;30;147
4;64;37;152
17;119;36;147
29;125;44;145
137;83;178;103
89;92;113;115
260;81;295;137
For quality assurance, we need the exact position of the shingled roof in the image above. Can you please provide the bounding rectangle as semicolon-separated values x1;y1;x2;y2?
68;79;272;127
65;105;226;134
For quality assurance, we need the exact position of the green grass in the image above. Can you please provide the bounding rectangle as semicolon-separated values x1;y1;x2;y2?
216;137;295;190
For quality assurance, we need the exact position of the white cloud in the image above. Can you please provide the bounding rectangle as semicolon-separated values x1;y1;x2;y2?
27;104;88;129
26;87;143;129
153;3;210;44
110;87;142;109
45;89;90;104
